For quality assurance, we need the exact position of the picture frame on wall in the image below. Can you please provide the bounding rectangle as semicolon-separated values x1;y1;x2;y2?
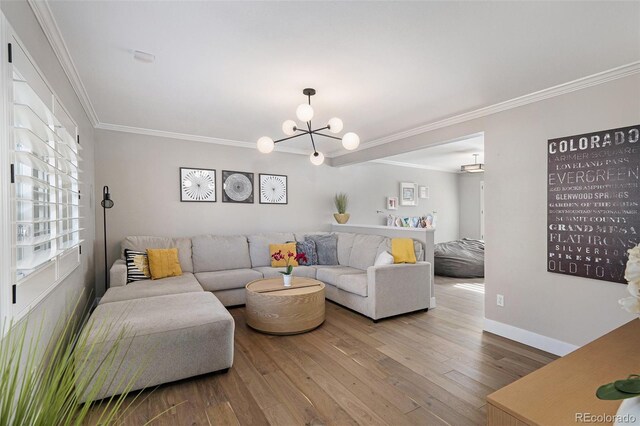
180;167;216;202
259;174;288;204
400;182;417;206
222;170;254;203
387;196;398;210
419;186;429;199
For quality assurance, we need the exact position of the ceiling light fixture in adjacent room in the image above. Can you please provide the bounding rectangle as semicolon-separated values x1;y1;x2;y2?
257;88;360;165
461;154;484;173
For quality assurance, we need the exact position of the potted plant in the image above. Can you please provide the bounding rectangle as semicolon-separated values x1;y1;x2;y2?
596;244;640;419
334;193;350;224
271;250;308;287
619;243;640;314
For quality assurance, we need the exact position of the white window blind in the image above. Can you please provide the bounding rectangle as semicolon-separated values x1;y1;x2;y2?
7;36;83;319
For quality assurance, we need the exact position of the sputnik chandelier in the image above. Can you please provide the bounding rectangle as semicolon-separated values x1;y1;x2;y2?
256;88;360;165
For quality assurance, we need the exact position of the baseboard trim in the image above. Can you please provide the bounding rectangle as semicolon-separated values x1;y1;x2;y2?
483;318;579;357
430;297;437;308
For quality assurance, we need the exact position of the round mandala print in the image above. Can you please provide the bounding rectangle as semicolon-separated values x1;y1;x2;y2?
224;173;253;202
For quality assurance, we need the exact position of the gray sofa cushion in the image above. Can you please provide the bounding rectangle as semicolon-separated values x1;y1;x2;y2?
192;235;251;272
315;265;363;286
305;234;338;265
121;236;194;273
337;273;368;297
336;233;356;266
248;233;296;267
195;268;263;292
100;273;203;304
348;234;386;270
252;266;317;279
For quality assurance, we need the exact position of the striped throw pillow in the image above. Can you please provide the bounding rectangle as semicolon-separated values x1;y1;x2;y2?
124;249;151;283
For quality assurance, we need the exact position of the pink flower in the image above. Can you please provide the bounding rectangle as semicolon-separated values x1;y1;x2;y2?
294;252;308;264
271;250;285;261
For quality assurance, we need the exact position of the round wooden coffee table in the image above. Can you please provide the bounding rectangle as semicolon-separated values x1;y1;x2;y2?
245;277;325;335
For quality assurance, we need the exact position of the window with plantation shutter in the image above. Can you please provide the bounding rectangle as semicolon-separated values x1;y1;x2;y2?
1;23;83;321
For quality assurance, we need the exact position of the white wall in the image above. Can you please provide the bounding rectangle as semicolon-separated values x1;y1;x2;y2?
94;129;459;295
1;1;96;338
333;73;640;349
458;173;484;239
339;162;459;243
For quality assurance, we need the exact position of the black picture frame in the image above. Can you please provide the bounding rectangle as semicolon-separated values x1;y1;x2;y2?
259;174;288;205
222;170;254;203
180;167;216;202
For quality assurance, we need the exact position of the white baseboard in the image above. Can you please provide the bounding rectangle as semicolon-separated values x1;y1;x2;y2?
430;297;437;308
483;318;579;357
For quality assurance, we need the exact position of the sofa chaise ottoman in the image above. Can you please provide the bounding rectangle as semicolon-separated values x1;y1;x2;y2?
75;292;234;403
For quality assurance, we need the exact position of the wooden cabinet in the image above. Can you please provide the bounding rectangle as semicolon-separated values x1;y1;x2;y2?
487;319;640;425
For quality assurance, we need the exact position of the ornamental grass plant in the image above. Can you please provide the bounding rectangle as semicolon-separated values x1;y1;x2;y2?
334;193;348;214
0;295;170;426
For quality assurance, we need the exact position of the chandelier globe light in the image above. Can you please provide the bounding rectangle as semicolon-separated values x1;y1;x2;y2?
341;132;360;150
328;117;343;134
256;136;275;154
282;120;297;136
296;104;314;122
257;88;360;164
309;151;325;166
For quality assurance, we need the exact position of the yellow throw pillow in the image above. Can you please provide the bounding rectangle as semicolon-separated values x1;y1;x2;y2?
269;243;298;267
147;248;183;280
391;238;417;264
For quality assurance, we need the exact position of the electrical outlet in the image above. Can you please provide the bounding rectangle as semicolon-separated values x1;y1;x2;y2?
497;294;505;307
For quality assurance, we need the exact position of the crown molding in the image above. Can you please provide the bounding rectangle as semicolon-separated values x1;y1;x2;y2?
28;0;99;126
95;122;314;156
353;61;640;153
28;1;639;157
99;61;638;158
370;159;459;173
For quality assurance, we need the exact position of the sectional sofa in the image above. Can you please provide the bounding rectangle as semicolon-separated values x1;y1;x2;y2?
76;231;430;402
107;232;431;320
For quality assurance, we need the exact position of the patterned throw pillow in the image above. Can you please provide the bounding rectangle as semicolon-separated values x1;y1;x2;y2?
124;249;151;283
295;240;317;266
305;234;338;265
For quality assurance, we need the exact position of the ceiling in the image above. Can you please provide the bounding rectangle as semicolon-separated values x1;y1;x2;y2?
47;1;640;157
375;134;484;173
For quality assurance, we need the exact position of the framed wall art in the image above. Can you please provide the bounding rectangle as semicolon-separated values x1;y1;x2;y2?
387;196;398;210
222;170;254;203
419;186;429;199
400;182;417;206
180;167;216;202
259;174;288;204
547;124;640;284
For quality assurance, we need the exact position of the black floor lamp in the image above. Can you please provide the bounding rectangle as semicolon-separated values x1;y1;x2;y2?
101;186;114;291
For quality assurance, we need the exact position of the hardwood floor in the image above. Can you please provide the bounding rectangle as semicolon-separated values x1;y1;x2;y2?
87;277;557;425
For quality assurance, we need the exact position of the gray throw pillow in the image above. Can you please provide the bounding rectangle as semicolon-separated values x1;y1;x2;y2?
295;240;318;265
305;234;338;265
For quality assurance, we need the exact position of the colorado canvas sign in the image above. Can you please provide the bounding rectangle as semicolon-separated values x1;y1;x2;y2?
547;124;639;284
